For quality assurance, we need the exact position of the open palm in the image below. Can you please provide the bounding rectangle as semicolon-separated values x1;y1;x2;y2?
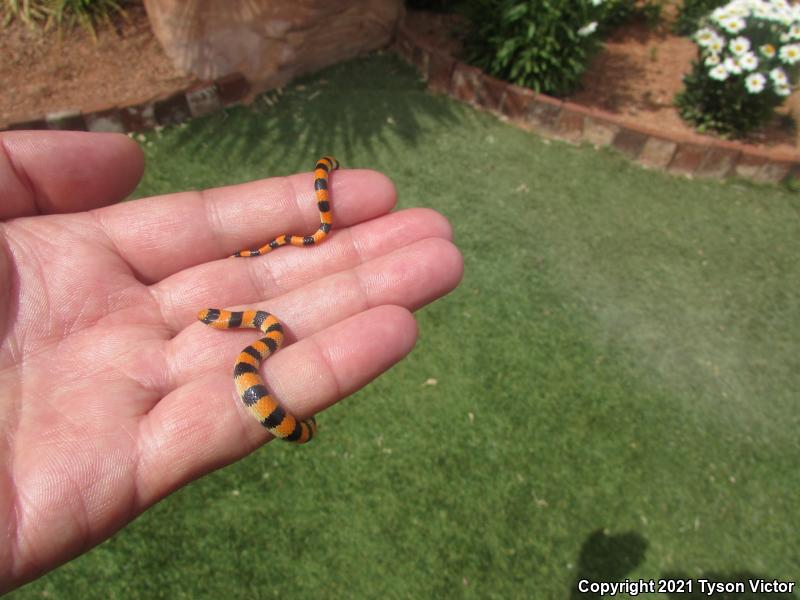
0;131;462;592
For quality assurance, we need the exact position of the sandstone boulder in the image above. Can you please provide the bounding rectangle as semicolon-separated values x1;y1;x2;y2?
143;0;404;92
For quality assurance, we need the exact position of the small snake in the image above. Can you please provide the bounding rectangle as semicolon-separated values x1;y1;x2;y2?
197;157;339;444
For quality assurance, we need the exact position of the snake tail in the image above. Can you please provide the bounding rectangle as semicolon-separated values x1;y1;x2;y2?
197;308;317;444
231;155;339;258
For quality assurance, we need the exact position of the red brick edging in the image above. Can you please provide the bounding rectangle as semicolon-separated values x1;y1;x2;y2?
393;21;799;184
1;74;250;134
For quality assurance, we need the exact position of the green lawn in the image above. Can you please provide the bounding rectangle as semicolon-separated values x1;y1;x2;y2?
14;53;800;598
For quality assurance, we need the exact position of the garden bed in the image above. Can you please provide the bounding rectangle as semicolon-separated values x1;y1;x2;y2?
1;4;796;160
403;9;797;155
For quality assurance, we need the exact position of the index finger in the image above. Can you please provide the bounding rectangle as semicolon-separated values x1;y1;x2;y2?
92;166;397;283
0;131;144;219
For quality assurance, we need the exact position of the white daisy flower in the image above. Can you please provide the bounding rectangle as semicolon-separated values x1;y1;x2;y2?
739;51;759;70
780;33;790;43
770;67;788;86
705;53;722;67
760;43;776;58
578;21;598;36
591;0;604;6
779;43;800;64
754;4;772;19
712;7;729;22
696;27;717;47
727;2;748;18
776;84;791;96
724;57;743;74
722;16;747;33
791;23;800;39
710;64;730;80
745;73;766;93
708;36;725;54
729;36;751;55
770;0;789;12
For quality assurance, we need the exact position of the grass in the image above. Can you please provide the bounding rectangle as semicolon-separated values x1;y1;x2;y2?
12;53;800;598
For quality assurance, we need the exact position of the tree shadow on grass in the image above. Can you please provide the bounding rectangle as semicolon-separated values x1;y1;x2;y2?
570;529;648;599
164;52;462;181
569;529;796;600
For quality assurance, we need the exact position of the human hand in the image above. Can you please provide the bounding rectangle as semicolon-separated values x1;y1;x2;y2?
0;131;463;592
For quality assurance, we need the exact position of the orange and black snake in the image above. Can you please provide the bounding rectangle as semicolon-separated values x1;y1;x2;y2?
197;156;339;444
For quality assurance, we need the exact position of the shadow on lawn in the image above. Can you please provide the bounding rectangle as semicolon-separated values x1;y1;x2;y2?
570;530;796;599
570;529;648;599
168;53;461;176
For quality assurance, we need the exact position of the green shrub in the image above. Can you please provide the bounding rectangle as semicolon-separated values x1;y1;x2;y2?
674;0;728;36
674;0;799;138
2;0;128;34
462;0;638;97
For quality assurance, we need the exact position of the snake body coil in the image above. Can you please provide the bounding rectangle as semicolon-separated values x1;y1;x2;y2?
197;156;339;444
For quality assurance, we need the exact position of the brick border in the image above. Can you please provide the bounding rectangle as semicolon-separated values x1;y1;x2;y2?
393;21;799;184
2;72;251;134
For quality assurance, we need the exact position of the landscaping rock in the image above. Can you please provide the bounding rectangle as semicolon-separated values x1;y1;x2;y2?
143;0;405;94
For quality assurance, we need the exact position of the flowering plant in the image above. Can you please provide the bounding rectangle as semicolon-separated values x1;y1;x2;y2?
675;0;799;137
674;0;729;36
463;0;638;97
